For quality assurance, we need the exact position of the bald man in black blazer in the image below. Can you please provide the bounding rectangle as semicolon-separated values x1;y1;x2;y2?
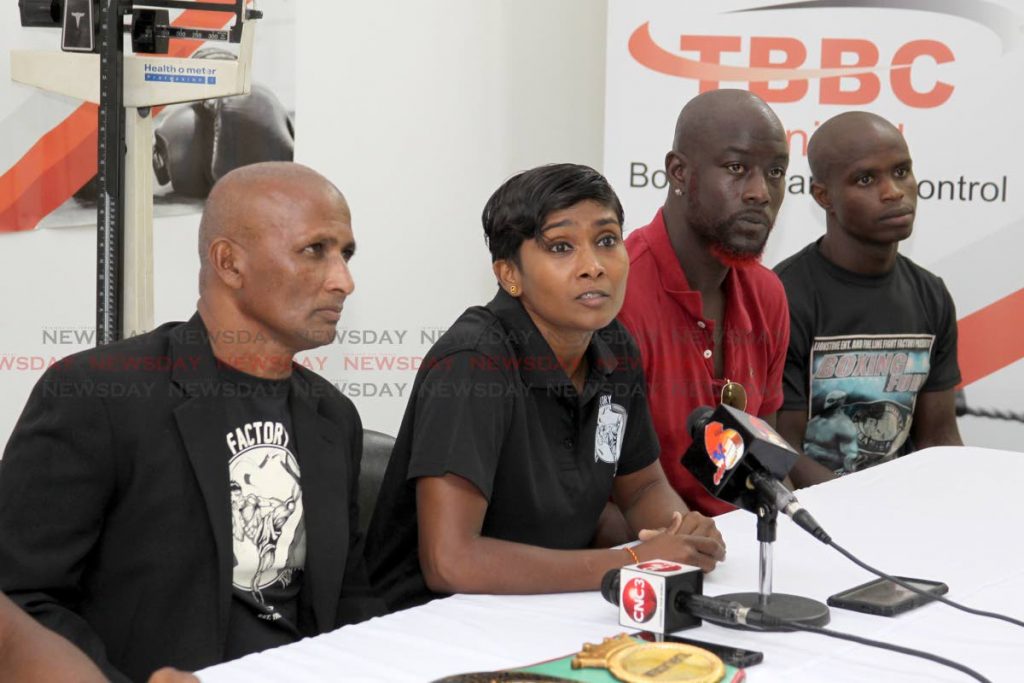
0;163;382;682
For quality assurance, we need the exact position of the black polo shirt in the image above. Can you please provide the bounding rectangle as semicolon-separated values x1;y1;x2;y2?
365;289;659;610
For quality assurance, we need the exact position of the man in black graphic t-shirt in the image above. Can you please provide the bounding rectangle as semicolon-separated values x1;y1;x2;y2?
774;113;963;488
219;369;306;657
0;163;383;682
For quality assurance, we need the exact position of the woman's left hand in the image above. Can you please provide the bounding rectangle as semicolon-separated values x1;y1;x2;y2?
638;511;723;551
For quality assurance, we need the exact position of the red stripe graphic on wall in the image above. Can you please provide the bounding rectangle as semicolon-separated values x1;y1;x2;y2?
0;103;97;232
0;0;239;233
957;288;1024;387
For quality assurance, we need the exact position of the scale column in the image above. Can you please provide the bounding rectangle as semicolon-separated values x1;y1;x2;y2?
96;0;126;345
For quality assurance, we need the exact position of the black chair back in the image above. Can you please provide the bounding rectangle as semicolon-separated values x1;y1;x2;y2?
359;429;396;534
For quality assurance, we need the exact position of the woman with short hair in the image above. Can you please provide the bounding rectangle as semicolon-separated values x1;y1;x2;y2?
366;163;725;611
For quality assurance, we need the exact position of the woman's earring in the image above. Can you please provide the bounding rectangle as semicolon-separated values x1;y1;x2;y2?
509;285;519;295
673;187;683;197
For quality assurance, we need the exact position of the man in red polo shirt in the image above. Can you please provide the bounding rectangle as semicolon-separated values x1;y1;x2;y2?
619;89;796;515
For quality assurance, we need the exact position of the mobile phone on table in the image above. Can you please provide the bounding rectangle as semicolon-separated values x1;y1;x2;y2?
827;576;948;617
636;631;764;668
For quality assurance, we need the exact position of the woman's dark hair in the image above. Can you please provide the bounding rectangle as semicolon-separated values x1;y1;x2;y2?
481;163;624;263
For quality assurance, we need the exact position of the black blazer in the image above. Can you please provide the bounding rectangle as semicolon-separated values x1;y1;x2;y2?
0;314;382;682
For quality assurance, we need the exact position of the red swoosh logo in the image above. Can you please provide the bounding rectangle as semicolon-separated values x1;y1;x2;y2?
628;22;907;81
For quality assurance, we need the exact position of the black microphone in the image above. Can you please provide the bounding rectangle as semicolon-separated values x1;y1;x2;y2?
601;568;775;630
682;403;829;543
685;406;714;440
747;471;829;543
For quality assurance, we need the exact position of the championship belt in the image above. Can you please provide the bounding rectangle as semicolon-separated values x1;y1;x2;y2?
433;673;574;682
572;634;726;683
432;633;740;683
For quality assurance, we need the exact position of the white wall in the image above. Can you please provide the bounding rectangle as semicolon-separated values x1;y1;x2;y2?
290;0;608;433
0;0;608;441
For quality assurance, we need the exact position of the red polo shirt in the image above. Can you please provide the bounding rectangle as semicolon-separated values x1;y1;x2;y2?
618;210;790;516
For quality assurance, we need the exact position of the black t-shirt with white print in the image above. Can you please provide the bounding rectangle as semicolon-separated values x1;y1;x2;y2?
775;240;961;475
218;362;306;660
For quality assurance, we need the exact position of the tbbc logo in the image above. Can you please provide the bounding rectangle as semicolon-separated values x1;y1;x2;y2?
630;24;955;108
622;576;658;623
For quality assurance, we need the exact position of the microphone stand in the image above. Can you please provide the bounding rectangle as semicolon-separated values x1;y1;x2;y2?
716;500;830;630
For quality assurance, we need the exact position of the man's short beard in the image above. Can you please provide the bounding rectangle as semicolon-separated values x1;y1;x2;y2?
686;174;766;269
690;213;766;269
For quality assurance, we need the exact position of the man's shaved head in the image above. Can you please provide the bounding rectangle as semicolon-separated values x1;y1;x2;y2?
196;161;356;365
198;162;349;286
808;112;905;185
664;89;789;267
672;89;785;156
806;111;917;256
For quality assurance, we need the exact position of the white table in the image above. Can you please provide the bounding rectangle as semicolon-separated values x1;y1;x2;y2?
198;447;1024;682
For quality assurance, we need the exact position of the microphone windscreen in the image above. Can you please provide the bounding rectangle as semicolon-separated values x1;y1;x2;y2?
686;406;714;439
600;568;621;605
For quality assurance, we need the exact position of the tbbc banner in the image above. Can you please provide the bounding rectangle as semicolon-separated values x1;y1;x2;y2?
604;0;1024;400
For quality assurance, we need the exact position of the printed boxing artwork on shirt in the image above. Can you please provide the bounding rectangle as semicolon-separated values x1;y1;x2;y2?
595;394;628;469
226;421;305;613
805;334;934;474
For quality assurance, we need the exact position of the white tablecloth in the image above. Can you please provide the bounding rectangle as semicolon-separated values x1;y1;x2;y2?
198;447;1024;682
